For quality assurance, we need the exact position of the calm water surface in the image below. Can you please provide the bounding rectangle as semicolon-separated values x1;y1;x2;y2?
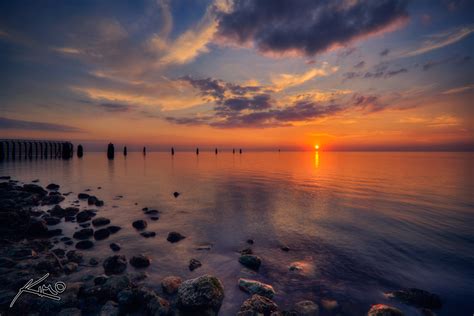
1;152;473;315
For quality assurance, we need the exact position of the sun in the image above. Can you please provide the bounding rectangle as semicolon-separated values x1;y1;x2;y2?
314;144;319;150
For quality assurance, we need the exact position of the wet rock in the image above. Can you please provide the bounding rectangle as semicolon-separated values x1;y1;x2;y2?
64;262;78;274
92;217;110;227
41;194;65;205
239;254;262;271
100;300;119;316
144;209;159;215
23;184;47;196
79;223;91;228
88;196;99;205
78;193;90;199
44;216;61;225
66;250;83;263
161;276;182;295
27;218;49;237
150;216;159;221
240;248;253;255
110;243;121;252
367;304;404;316
76;210;96;223
189;258;202;271
237;294;279;316
94;275;109;285
89;257;99;266
107;225;121;234
95;200;104;207
117;286;169;315
386;288;442;309
0;176;11;180
173;192;180;198
140;231;156;238
167;231;186;243
0;257;16;268
320;298;338;311
247;239;254;245
238;278;275;298
281;245;290;252
294;300;319;316
64;207;79;216
65;216;75;222
76;240;94;250
58;307;81;316
73;228;93;240
52;248;66;257
46;183;60;190
130;254;151;268
103;255;127;275
49;205;65;217
94;228;110;240
47;228;62;237
177;275;224;315
132;220;147;230
80;275;130;302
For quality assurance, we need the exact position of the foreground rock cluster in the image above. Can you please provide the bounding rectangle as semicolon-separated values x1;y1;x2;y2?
0;177;444;315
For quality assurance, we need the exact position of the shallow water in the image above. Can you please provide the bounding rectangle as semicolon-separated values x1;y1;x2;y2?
1;152;473;315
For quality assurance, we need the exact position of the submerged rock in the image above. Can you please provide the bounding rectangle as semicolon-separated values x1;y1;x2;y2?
167;231;186;243
110;243;121;252
140;231;156;238
239;254;262;271
94;228;110;240
92;217;110;227
107;225;122;234
66;250;83;263
367;304;404;316
386;288;442;309
73;228;93;240
237;294;279;316
103;255;127;275
132;220;147;230
130;255;151;268
161;276;182;295
46;183;60;190
27;218;49;237
177;275;224;315
173;192;180;198
78;193;90;199
238;278;275;298
294;300;319;316
76;210;96;223
189;258;202;271
75;240;94;250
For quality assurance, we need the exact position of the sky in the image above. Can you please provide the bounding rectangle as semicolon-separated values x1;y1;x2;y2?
0;0;473;151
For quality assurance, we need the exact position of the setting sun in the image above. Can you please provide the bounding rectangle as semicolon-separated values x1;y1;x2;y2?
314;144;320;151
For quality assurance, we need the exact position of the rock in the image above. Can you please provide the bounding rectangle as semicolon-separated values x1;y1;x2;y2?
177;275;224;315
247;239;254;245
64;207;79;216
64;262;78;274
132;220;147;230
167;231;186;243
173;192;180;198
189;259;202;271
237;294;279;316
140;231;156;238
41;194;65;205
49;205;65;217
78;193;90;199
150;216;159;221
27;218;49;237
92;217;110;227
66;250;83;263
294;300;319;316
94;228;110;240
80;275;131;302
52;248;66;257
57;307;81;316
75;240;94;250
80;223;90;228
239;254;262;271
100;300;119;316
238;278;275;298
320;298;338;311
47;228;62;237
367;304;404;316
240;247;253;255
76;210;96;223
144;209;159;215
0;176;11;180
107;225;121;234
73;228;93;240
95;200;104;207
161;276;182;295
130;254;151;268
117;286;169;315
23;184;47;196
88;196;99;205
44;216;61;225
89;257;99;266
110;243;121;252
46;183;60;190
94;275;109;285
386;288;442;309
281;245;290;252
103;255;127;275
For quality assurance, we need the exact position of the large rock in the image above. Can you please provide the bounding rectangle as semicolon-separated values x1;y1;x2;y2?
237;294;279;316
27;218;49;237
23;184;47;196
386;288;442;309
46;183;60;190
75;240;94;250
167;231;186;243
76;210;96;223
117;286;169;315
132;220;147;230
367;304;404;316
41;194;65;205
107;226;121;234
161;276;182;295
239;254;262;271
130;255;151;268
94;228;110;240
73;228;93;240
238;278;275;298
294;300;319;316
103;255;127;275
92;217;110;227
177;275;224;315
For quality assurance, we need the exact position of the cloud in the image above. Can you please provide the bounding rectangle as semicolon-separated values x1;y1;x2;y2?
344;63;407;80
99;102;132;112
270;65;338;91
385;68;408;77
422;55;471;71
215;0;408;57
354;61;366;69
442;84;474;95
380;48;390;56
404;25;474;57
0;117;82;132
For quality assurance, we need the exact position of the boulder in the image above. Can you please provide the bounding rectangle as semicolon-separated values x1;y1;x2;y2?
100;301;119;316
161;276;182;295
46;183;60;190
103;255;127;275
132;220;147;230
239;254;262;271
76;210;96;223
92;217;110;227
238;278;275;298
367;304;404;316
49;205;66;217
107;226;121;234
41;194;65;205
75;240;94;250
78;193;90;199
130;255;151;268
237;294;279;316
94;228;110;240
177;275;224;315
23;184;47;196
167;231;186;243
73;228;93;240
27;218;48;237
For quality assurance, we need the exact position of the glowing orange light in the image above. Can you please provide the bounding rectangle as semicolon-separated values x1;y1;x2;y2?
314;144;319;150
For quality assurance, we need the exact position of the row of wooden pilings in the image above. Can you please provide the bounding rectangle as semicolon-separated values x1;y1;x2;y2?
0;140;73;160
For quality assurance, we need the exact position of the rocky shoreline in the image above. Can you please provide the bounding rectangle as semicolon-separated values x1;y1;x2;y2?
0;177;443;315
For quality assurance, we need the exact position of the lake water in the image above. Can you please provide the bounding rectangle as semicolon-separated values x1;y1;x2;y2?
1;151;473;315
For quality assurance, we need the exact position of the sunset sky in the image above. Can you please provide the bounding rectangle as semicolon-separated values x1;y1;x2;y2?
1;0;473;151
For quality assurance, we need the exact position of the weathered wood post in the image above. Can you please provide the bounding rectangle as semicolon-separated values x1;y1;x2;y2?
143;147;146;155
18;141;22;159
171;147;175;156
107;143;115;160
215;148;218;155
5;141;10;160
34;142;38;157
28;142;33;159
0;142;4;161
123;146;127;156
233;148;235;154
43;142;48;157
11;141;16;160
196;148;199;155
239;149;242;154
77;144;84;158
39;142;43;158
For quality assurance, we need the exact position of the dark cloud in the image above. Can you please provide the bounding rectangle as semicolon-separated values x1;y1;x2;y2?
216;0;408;56
351;94;386;112
0;117;82;132
344;63;407;80
354;61;366;69
380;48;390;56
423;55;471;71
384;68;408;77
99;102;132;112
